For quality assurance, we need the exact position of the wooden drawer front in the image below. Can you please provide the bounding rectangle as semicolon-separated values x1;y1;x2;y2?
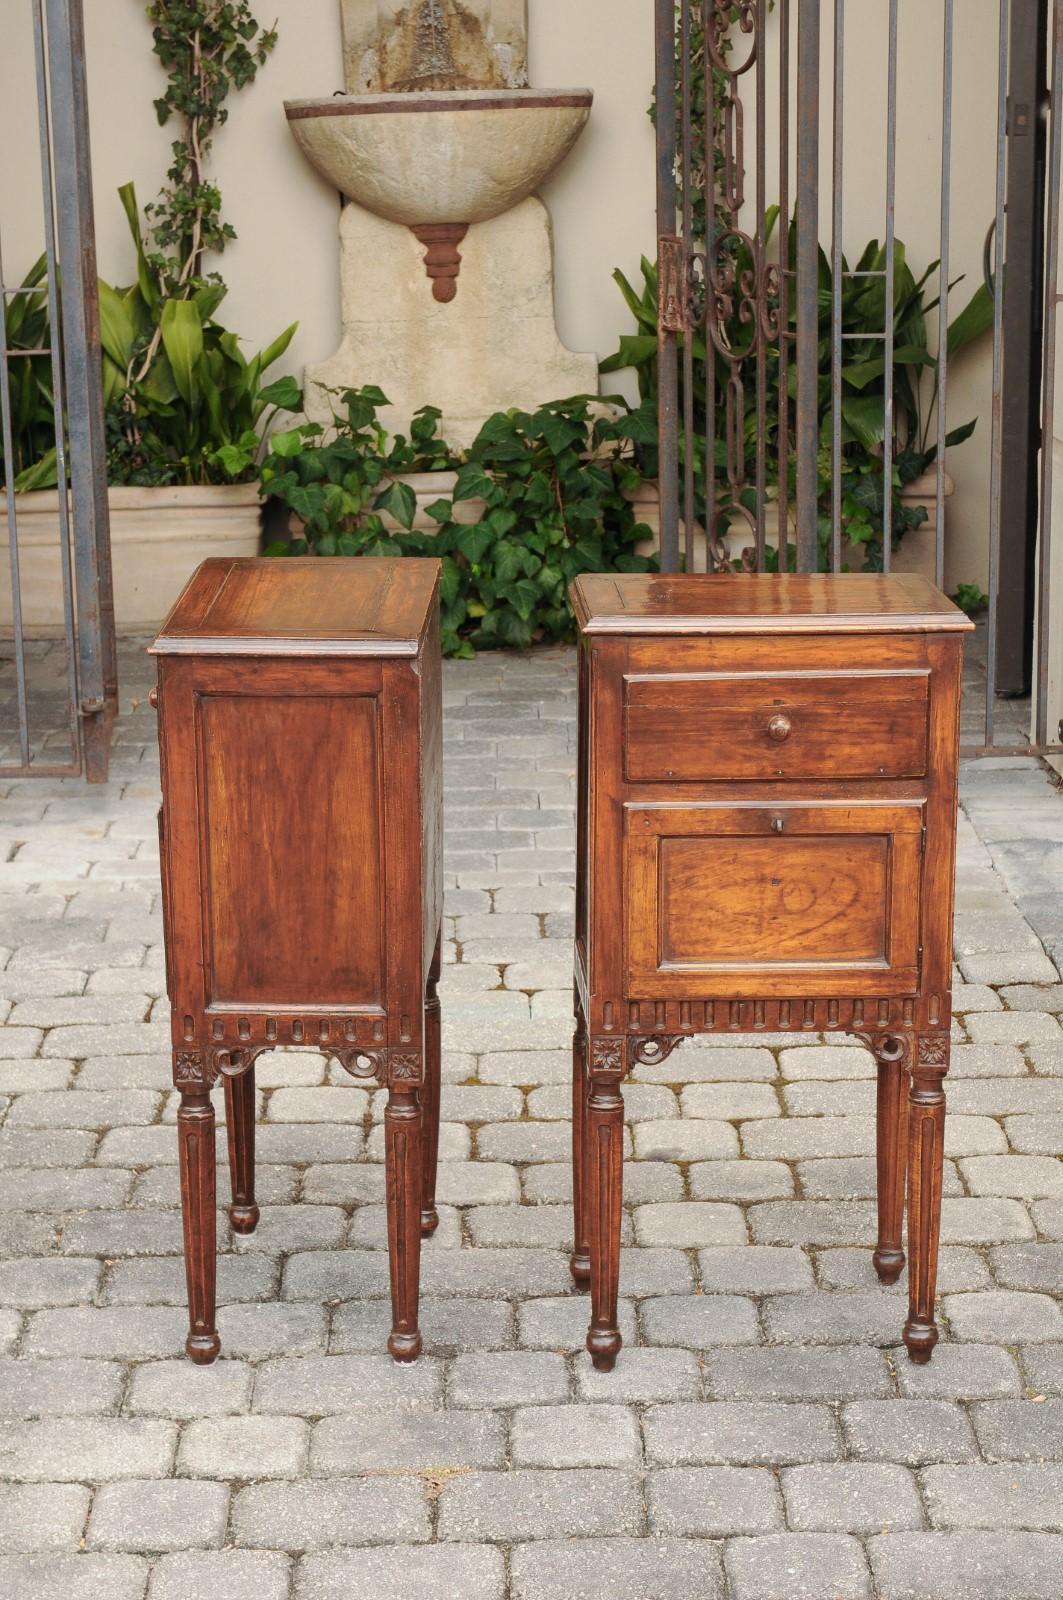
624;801;923;998
623;671;929;782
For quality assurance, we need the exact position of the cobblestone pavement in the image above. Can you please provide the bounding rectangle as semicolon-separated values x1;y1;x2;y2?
1;639;1062;1600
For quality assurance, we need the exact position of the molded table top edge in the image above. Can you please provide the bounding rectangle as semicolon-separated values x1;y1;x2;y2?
570;573;975;635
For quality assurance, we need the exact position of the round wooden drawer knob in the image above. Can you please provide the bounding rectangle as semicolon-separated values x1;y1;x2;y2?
767;713;791;741
148;687;159;710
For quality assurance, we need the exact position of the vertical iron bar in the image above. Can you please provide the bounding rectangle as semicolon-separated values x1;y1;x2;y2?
882;0;899;573
754;0;768;570
32;0;81;766
777;0;791;563
704;0;717;572
1035;0;1063;745
0;222;31;769
656;0;681;574
830;0;845;574
45;0;117;780
986;0;1011;748
934;0;955;592
680;0;696;571
795;0;821;572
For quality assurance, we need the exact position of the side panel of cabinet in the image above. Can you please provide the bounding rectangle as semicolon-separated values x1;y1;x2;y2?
158;656;387;1021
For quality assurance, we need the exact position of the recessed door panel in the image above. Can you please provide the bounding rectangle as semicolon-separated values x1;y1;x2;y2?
625;801;923;998
199;693;383;1007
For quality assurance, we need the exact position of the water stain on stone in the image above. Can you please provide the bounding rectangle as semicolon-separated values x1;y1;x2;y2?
346;0;528;93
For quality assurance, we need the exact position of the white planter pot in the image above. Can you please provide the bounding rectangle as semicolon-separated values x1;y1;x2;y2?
1;483;263;635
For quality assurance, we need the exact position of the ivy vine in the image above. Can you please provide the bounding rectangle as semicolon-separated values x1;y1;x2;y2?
143;1;277;297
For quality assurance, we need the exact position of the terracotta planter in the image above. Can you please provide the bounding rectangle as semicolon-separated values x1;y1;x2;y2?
1;483;263;634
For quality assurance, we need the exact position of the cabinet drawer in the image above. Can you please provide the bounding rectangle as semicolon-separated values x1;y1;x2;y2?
623;670;929;782
624;800;923;998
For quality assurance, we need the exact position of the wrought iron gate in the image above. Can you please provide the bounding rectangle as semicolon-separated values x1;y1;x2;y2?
1;0;116;780
654;0;1063;757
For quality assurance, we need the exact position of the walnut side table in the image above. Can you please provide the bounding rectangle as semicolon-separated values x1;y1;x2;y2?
151;557;443;1364
569;573;972;1371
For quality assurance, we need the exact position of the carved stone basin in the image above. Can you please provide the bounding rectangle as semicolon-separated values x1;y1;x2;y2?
284;88;592;227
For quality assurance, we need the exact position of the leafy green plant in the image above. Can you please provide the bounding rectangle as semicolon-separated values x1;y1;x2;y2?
100;182;297;486
952;581;988;616
249;386;658;657
142;1;277;297
0;257;58;491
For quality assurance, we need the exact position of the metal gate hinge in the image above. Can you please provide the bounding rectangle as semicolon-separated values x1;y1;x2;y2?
658;233;691;334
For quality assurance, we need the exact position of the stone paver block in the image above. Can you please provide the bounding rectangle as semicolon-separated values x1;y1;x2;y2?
251;1354;442;1414
310;1408;504;1472
632;1121;739;1161
688;1159;794;1200
762;1290;906;1347
126;1360;252;1418
296;1545;504;1600
706;1347;892;1401
510;1403;640;1467
650;1465;782;1535
0;1554;148;1600
971;1398;1063;1460
782;1462;924;1532
0;1417;175;1480
575;1348;702;1403
644;1401;839;1466
634;1202;746;1247
331;1296;515;1356
724;1533;872;1600
516;1296;636;1352
509;1537;726;1600
0;1357;124;1420
0;1482;90;1551
176;1415;308;1479
640;1293;760;1348
232;1477;430;1549
841;1400;979;1464
86;1479;229;1551
148;1549;290;1600
447;1350;570;1407
698;1245;814;1294
437;1468;641;1542
922;1463;1063;1530
943;1290;1063;1343
869;1531;1063;1600
896;1343;1022;1399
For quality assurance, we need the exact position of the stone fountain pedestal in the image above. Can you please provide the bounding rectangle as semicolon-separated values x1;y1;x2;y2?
305;196;597;446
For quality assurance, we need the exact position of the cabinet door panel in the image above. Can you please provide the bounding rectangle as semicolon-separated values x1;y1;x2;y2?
199;692;384;1007
625;801;923;998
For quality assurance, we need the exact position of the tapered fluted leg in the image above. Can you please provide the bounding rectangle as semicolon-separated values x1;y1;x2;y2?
177;1083;220;1364
570;1000;590;1285
586;1038;626;1371
224;1065;259;1235
385;1077;424;1362
903;1032;950;1363
872;1036;909;1284
421;940;442;1237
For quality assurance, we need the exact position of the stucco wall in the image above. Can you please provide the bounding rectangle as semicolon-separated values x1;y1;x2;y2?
1;0;1000;588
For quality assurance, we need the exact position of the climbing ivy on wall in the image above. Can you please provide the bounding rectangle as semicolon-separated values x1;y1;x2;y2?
142;1;278;296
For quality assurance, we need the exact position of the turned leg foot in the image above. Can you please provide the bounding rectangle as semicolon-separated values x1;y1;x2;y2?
902;1031;950;1363
585;1037;626;1370
385;1070;424;1362
224;1062;259;1235
570;998;590;1286
872;1035;909;1285
176;1072;220;1364
421;937;442;1238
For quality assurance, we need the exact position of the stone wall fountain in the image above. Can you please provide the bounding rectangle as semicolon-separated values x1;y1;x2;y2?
285;0;597;443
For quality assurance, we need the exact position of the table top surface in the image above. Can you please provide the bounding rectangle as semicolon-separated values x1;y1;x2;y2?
151;558;440;656
570;572;973;635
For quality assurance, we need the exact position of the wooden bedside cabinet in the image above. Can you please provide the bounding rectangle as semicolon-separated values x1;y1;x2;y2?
569;573;972;1371
150;557;443;1364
